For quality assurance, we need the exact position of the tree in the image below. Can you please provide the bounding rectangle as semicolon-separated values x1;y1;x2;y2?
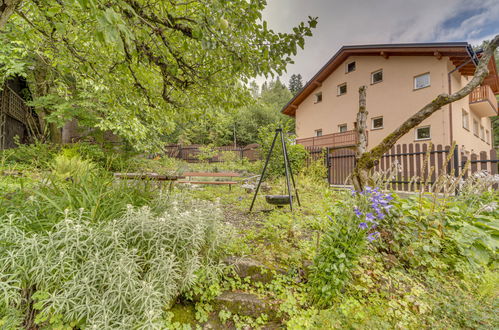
288;73;303;95
174;79;293;146
1;0;317;149
351;35;499;191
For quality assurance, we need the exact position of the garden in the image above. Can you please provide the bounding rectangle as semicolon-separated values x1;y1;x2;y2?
0;141;497;329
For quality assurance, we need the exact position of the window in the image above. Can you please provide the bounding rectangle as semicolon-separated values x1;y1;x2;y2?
371;117;383;129
414;73;430;90
462;110;469;130
486;130;490;144
480;126;485;140
415;126;431;140
473;119;479;136
338;124;347;133
315;129;322;137
346;61;356;73
314;92;322;103
371;70;383;84
337;83;347;96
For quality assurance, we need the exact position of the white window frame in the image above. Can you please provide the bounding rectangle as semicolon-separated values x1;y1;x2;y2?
486;130;490;144
480;126;485;140
462;109;469;130
473;119;479;136
346;61;356;73
414;72;430;90
338;124;347;133
371;69;383;84
315;129;323;137
314;92;322;104
415;126;431;141
371;116;384;130
337;83;347;96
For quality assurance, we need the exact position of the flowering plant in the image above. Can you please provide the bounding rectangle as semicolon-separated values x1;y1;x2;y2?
352;187;393;242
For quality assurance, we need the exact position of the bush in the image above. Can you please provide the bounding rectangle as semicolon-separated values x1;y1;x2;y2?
0;155;158;232
0;195;224;328
257;123;307;178
0;140;59;168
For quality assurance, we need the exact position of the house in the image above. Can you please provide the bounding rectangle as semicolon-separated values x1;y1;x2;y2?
281;43;499;154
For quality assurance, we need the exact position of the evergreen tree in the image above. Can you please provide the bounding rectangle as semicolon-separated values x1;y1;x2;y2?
288;73;304;95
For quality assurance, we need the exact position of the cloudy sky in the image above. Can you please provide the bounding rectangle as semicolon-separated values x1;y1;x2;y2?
262;0;499;85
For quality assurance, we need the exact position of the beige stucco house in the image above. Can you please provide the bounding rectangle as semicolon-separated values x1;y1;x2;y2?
282;43;499;154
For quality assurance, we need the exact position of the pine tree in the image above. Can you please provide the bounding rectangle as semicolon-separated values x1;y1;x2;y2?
288;74;304;95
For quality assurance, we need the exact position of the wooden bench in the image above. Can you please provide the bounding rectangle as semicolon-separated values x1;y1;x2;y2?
114;172;185;190
178;172;241;190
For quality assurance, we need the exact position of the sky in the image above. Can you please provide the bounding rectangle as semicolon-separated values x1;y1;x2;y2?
261;0;499;86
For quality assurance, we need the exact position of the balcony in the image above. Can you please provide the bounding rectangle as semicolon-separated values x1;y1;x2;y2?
296;130;359;148
469;85;498;117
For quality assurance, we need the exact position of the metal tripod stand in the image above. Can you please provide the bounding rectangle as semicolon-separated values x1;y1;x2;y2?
249;128;301;212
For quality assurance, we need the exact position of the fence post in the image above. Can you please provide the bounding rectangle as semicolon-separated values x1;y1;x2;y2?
453;146;460;196
325;147;330;185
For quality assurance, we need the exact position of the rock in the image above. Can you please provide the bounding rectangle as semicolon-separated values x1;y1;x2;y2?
214;291;279;320
224;257;285;284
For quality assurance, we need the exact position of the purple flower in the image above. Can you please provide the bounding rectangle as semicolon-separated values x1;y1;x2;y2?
327;215;334;222
354;207;362;218
367;232;380;242
365;212;376;222
359;222;368;229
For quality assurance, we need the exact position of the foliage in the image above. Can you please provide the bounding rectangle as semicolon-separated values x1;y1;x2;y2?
288;73;303;96
0;195;224;328
309;188;393;307
1;140;59;168
0;155;157;232
257;122;308;178
2;1;316;149
300;153;328;184
173;79;294;147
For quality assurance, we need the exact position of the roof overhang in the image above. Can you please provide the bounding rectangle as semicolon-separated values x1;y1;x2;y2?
281;42;499;117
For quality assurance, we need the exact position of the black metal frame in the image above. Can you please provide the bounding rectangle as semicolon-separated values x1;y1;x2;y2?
249;128;300;212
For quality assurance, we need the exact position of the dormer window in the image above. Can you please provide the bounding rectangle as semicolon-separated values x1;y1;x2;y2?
314;92;322;103
346;61;356;73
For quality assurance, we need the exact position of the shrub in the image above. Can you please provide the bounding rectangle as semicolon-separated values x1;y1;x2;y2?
0;195;224;328
257;123;307;178
0;140;59;168
0;155;157;232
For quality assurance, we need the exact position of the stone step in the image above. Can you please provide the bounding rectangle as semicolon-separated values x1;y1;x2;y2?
224;257;286;284
214;290;280;321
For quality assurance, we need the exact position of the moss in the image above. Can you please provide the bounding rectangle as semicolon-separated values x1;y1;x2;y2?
169;303;197;326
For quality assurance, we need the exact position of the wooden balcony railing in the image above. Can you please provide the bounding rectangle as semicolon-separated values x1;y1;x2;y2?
296;130;360;148
469;85;498;116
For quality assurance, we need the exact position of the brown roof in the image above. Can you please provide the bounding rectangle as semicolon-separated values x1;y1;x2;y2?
281;42;499;117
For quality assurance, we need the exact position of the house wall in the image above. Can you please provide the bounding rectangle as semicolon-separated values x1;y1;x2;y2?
295;55;494;152
448;67;494;153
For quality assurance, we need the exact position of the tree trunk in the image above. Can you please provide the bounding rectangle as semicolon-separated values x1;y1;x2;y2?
352;34;499;190
27;57;62;143
0;0;22;29
352;86;368;191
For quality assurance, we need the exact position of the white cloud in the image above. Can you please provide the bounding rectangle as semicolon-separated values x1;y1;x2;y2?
259;0;499;85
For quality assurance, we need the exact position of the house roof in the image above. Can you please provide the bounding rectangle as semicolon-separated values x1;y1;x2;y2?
281;42;499;117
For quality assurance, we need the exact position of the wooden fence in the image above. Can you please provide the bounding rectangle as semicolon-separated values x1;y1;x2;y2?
310;143;498;191
163;143;260;163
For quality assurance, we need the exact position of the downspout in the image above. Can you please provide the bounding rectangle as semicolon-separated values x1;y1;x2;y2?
446;47;481;145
